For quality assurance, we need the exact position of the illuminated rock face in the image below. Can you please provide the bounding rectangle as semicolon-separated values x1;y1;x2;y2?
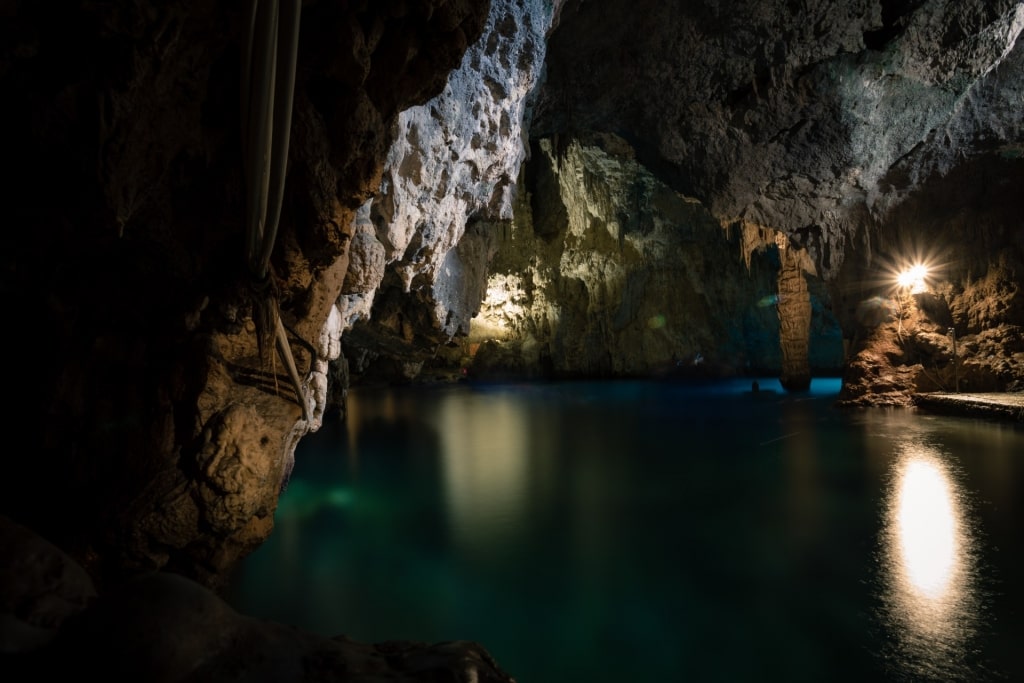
835;159;1024;405
466;133;844;379
338;0;1022;397
777;238;814;392
533;0;1023;273
529;0;1024;401
338;0;562;383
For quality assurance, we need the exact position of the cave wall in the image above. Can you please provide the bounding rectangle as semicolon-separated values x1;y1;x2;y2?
334;0;564;387
510;0;1023;400
1;0;490;588
465;132;845;380
529;0;1023;400
835;154;1024;404
327;0;1022;400
532;0;1023;272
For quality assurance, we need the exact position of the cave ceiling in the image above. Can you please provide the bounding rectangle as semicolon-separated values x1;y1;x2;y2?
532;0;1024;279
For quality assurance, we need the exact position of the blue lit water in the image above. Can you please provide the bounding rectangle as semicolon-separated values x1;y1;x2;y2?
227;378;1024;682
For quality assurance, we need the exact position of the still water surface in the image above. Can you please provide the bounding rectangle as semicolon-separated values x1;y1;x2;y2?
228;379;1024;682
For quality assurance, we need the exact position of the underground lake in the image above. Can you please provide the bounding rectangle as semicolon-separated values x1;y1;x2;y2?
227;378;1024;682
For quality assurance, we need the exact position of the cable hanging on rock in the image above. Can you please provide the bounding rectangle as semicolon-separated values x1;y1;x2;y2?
241;0;309;422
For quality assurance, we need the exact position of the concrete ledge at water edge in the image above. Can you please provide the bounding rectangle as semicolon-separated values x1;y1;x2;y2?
912;392;1024;423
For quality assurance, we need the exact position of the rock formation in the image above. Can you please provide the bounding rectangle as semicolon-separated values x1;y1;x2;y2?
525;0;1024;404
1;515;514;682
4;0;490;588
337;0;1022;403
337;0;563;389
3;0;498;677
464;133;843;380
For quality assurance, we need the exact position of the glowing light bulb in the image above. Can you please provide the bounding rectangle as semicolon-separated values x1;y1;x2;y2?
897;264;929;294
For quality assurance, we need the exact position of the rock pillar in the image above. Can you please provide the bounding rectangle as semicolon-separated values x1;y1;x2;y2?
777;234;812;391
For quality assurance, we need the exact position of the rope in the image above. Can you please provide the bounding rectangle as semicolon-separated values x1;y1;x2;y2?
241;0;309;422
282;319;318;373
243;0;278;269
257;0;300;278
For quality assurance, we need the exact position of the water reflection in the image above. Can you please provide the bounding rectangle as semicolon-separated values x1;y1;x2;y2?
878;441;980;680
227;382;1024;683
438;394;529;553
896;458;958;600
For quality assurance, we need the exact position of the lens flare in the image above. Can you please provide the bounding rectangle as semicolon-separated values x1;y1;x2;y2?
647;314;666;329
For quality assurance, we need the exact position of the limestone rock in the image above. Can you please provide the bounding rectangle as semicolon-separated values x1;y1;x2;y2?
334;0;1022;399
2;0;490;588
534;0;1023;279
9;567;514;683
836;153;1024;404
466;133;844;379
341;0;562;382
0;516;97;655
777;234;814;391
838;291;1024;406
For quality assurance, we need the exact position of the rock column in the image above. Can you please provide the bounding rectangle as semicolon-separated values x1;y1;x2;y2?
777;234;812;391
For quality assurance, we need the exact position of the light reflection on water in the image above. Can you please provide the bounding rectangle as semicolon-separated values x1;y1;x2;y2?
438;394;530;552
877;442;981;681
229;380;1024;683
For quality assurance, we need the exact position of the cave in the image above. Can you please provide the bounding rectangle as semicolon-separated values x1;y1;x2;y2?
2;0;1023;681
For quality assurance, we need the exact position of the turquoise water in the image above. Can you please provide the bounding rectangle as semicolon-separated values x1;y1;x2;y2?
227;379;1024;682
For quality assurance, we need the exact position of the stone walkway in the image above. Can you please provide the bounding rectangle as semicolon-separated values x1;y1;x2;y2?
912;392;1024;423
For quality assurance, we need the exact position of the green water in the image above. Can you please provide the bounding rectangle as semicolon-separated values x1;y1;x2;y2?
227;379;1024;682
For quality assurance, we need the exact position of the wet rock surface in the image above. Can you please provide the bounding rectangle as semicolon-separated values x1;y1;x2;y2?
0;516;514;683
